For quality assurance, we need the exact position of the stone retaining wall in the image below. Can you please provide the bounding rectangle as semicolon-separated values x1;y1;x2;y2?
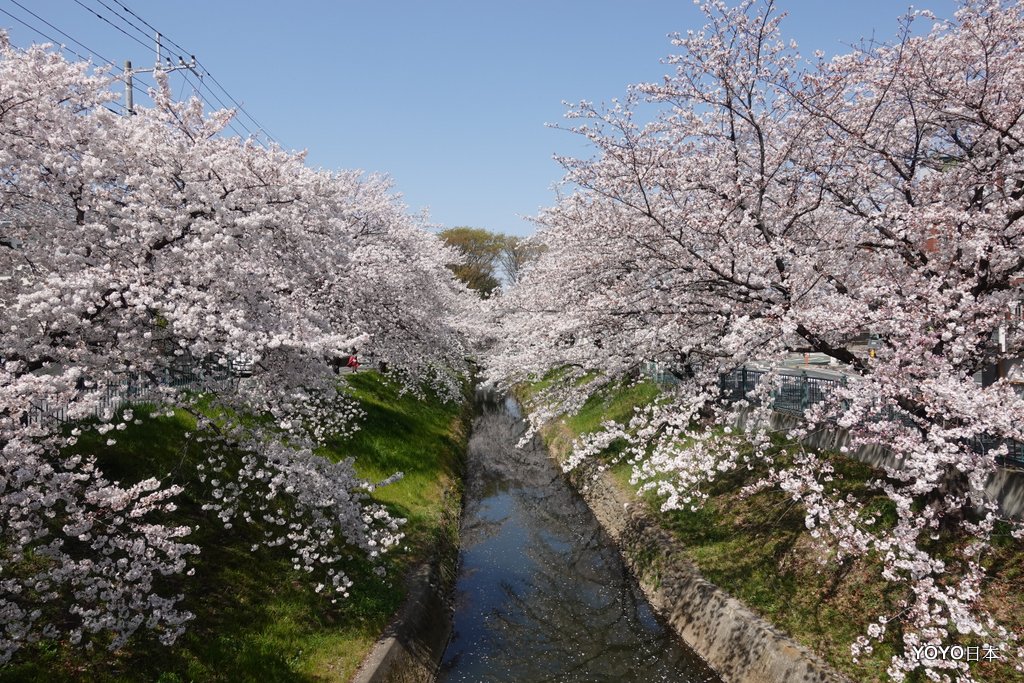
735;408;1024;519
349;471;463;683
569;467;851;683
349;560;453;683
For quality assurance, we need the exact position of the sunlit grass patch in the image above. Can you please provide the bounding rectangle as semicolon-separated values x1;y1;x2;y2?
564;379;660;435
518;376;659;465
1;371;468;683
531;377;1024;683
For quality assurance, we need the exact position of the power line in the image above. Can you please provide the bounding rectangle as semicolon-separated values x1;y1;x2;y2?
0;4;191;119
110;0;188;57
0;5;100;68
2;0;277;144
71;0;155;57
89;0;276;143
5;0;120;71
181;69;255;135
178;69;255;139
0;5;128;114
104;0;274;142
64;0;253;139
194;59;275;143
0;1;156;107
93;0;158;52
0;5;239;134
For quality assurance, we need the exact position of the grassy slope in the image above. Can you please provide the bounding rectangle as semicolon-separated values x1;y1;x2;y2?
526;377;1024;683
1;371;468;683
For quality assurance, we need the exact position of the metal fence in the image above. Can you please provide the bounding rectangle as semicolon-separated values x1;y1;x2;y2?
641;361;682;386
20;360;245;427
647;362;1024;469
718;366;844;416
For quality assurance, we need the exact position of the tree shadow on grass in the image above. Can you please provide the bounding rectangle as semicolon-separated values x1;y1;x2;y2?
325;377;462;479
2;406;410;683
0;501;385;682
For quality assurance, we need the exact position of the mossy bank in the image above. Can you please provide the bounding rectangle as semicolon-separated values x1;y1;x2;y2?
1;371;470;683
518;378;1024;683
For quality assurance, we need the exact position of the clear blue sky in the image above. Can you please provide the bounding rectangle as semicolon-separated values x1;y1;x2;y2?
2;0;959;236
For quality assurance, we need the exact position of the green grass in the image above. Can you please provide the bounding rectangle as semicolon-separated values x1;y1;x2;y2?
564;379;660;434
529;377;1024;683
1;371;468;683
648;455;906;682
518;377;660;466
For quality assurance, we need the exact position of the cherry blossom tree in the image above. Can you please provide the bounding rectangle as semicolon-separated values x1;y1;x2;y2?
490;1;1024;680
0;35;471;662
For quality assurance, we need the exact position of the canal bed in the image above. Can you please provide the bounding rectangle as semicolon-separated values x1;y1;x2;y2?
437;394;720;683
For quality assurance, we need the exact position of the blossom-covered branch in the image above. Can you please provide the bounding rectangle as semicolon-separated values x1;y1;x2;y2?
489;1;1024;679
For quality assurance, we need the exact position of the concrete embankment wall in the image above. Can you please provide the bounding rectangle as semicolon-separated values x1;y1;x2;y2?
734;409;1024;520
351;392;861;683
350;472;463;683
349;560;453;683
568;466;851;683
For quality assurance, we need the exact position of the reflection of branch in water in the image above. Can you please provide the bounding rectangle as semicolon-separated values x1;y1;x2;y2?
488;578;674;682
508;525;647;634
477;529;712;681
441;396;720;683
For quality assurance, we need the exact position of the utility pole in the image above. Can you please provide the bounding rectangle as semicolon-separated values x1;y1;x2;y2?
124;33;197;114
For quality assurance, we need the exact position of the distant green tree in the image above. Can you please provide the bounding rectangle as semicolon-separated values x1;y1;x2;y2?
439;227;546;295
496;235;545;286
439;226;503;297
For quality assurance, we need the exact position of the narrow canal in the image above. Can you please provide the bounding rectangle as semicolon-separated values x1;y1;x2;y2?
438;393;720;683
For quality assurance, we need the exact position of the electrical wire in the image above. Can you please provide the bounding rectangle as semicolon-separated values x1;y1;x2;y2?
0;5;128;114
110;0;187;55
194;59;275;143
180;70;255;139
6;0;119;70
2;0;277;144
65;0;252;139
0;1;154;107
93;0;158;52
71;0;155;56
83;0;272;143
105;0;277;143
0;5;98;67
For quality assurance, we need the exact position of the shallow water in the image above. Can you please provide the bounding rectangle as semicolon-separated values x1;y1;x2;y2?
437;393;720;683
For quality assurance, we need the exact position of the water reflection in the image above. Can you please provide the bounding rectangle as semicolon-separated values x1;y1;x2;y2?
438;394;720;683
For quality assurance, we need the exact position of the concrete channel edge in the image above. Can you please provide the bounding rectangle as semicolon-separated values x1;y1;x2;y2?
349;468;463;683
348;558;453;683
349;391;849;683
348;401;470;683
570;467;853;683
